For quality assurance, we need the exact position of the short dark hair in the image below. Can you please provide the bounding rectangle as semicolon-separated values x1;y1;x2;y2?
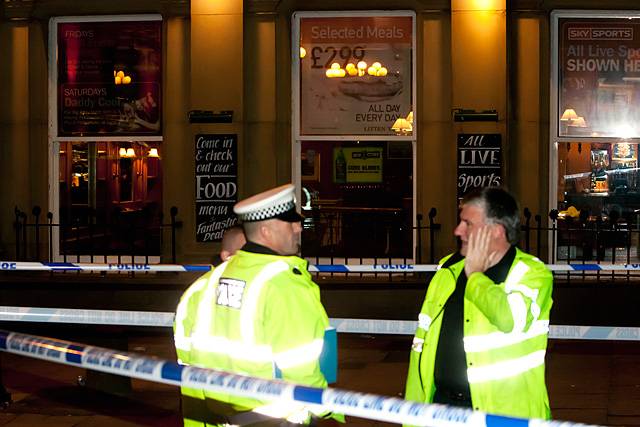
462;187;520;245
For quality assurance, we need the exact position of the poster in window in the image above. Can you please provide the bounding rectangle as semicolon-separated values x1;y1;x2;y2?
57;19;162;136
333;147;383;183
299;14;414;137
558;18;640;138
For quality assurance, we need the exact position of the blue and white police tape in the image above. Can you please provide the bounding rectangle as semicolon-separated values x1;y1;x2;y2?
0;261;211;273
309;263;640;273
0;329;601;427
0;306;639;342
4;260;640;273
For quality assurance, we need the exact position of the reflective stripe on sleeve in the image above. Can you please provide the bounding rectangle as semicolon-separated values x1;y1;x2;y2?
174;335;192;352
411;337;424;353
463;319;549;352
418;313;432;331
504;261;542;332
467;350;546;383
274;338;324;370
507;292;527;333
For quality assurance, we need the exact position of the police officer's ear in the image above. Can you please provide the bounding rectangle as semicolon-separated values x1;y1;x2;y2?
259;221;277;243
491;223;507;242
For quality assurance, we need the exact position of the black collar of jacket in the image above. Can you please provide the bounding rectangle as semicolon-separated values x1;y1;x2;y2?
241;241;280;256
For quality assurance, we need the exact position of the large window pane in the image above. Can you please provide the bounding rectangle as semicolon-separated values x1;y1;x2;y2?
301;140;413;258
59;141;163;255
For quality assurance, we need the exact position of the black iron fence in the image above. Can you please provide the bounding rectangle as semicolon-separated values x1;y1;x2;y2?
304;206;640;282
13;206;182;264
10;204;640;282
302;208;441;282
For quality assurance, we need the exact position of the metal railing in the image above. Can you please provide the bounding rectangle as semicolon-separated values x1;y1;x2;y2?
13;205;182;264
11;203;640;282
302;208;441;281
302;206;640;282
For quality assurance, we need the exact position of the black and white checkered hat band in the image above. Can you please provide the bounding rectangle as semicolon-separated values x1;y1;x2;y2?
238;200;296;222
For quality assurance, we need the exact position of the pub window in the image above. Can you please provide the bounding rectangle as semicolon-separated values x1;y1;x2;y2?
58;141;163;256
50;15;163;261
552;11;640;262
293;11;416;262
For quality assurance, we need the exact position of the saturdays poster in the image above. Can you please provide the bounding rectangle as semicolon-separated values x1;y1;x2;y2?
559;18;640;138
299;15;413;136
57;20;162;136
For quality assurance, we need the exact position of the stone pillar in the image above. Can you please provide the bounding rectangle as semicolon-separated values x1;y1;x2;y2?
0;23;30;257
186;0;243;259
447;0;506;249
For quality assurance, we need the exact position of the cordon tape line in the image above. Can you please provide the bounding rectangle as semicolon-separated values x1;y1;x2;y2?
2;260;640;273
0;329;602;427
0;306;638;342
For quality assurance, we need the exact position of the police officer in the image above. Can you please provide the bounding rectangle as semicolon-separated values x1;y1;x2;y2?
174;184;337;426
405;187;553;420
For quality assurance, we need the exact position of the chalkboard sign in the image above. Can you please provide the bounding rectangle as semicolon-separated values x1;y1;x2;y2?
457;134;502;199
195;134;238;242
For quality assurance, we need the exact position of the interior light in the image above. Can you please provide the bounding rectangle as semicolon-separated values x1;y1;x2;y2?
560;108;579;121
148;148;160;158
126;148;136;158
407;111;414;124
119;147;127;157
391;118;413;134
570;117;587;128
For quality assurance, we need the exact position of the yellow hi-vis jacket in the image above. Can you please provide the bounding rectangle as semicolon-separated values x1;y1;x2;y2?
405;248;553;420
174;249;331;426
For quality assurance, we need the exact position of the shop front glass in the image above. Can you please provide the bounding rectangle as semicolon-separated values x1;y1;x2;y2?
294;11;416;261
58;141;163;255
554;11;640;261
300;140;413;258
50;15;162;259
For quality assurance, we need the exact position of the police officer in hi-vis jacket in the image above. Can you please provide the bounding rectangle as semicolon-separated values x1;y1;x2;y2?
405;187;553;421
174;184;340;426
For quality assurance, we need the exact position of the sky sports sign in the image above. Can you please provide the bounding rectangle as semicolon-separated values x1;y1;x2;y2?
567;27;633;40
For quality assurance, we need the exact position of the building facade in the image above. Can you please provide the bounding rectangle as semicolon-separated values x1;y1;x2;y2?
1;0;638;263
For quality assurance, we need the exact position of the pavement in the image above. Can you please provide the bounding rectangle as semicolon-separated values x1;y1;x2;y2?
0;331;637;426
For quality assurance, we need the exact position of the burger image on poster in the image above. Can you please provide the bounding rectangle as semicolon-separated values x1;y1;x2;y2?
335;52;405;102
338;73;402;101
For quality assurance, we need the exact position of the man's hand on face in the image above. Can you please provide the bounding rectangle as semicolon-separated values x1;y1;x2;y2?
464;225;499;277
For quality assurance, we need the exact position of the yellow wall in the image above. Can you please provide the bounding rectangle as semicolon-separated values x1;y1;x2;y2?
186;0;243;260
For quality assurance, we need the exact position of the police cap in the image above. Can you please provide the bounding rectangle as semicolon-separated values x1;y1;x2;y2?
233;184;303;223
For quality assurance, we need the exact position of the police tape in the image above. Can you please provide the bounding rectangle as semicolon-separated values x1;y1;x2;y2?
2;260;640;273
0;261;211;272
0;329;601;427
310;264;640;272
0;306;638;342
0;306;174;327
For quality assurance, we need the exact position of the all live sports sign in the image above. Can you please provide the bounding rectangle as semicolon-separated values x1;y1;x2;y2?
456;134;502;199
